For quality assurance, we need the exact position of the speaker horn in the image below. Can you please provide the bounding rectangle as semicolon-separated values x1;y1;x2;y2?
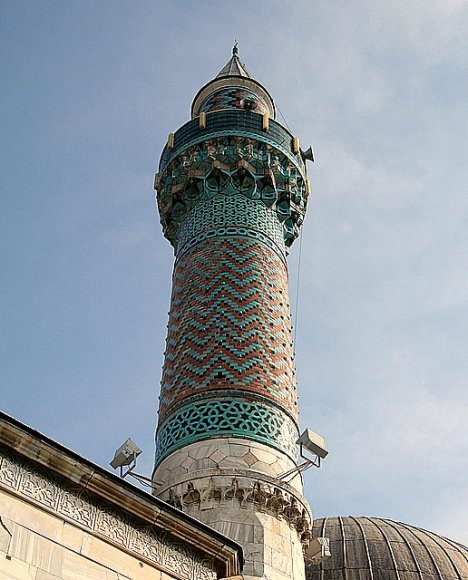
301;146;315;163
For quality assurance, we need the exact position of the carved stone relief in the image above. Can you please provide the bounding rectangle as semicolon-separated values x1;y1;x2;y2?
0;445;217;580
164;476;312;548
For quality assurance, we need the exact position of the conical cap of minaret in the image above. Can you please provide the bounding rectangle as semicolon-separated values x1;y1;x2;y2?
191;44;276;119
215;43;253;78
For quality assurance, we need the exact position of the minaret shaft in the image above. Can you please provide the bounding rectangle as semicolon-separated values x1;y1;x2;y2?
153;50;311;580
156;195;299;466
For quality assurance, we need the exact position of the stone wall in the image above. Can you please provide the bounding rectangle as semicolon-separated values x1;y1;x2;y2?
0;444;218;579
0;490;178;579
0;417;241;580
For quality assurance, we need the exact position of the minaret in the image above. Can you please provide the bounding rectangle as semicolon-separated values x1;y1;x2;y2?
153;46;312;580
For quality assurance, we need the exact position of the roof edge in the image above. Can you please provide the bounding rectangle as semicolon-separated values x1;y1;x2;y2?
0;409;243;575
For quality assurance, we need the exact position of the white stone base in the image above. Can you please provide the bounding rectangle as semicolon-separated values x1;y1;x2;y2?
153;437;304;493
153;438;311;580
203;509;306;579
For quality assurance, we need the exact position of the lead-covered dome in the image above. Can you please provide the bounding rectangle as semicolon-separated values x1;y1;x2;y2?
307;516;468;580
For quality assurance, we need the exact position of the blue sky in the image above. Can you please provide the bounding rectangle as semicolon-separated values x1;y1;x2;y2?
1;1;467;542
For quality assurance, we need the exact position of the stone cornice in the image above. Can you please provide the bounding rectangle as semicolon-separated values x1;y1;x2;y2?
156;469;313;548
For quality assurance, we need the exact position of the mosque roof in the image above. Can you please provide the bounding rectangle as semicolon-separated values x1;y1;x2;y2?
307;516;468;580
0;410;243;577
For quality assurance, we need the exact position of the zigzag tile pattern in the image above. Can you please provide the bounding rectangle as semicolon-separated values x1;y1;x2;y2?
158;235;298;424
200;87;269;115
177;194;286;258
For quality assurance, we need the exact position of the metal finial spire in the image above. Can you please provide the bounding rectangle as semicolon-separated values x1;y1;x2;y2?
232;40;238;55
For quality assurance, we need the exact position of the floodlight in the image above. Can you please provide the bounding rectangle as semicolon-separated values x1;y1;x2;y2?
278;428;329;482
297;429;328;459
110;438;142;470
306;537;331;564
109;438;154;488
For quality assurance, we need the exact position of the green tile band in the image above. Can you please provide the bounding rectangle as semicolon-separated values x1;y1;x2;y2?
155;397;300;467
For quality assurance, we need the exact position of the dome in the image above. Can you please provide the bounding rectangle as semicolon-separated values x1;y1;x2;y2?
306;516;468;580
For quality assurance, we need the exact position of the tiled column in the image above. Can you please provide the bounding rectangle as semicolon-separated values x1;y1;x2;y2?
154;116;311;579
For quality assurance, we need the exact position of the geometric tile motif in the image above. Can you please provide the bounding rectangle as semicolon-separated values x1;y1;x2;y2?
156;134;308;247
200;87;269;115
158;236;298;422
179;224;284;262
177;194;286;258
159;110;306;177
155;398;300;467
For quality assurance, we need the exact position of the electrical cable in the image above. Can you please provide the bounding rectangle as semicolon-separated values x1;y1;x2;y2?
276;101;293;133
293;225;304;350
274;100;303;350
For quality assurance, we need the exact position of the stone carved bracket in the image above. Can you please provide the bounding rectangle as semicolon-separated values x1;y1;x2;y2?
155;136;309;248
0;446;217;580
164;477;313;548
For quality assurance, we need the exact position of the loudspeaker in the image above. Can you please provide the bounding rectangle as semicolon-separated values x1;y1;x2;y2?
301;146;315;162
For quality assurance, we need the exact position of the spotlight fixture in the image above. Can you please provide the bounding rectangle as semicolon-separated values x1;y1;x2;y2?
278;428;329;482
109;438;154;488
110;438;142;471
297;428;328;460
306;536;331;564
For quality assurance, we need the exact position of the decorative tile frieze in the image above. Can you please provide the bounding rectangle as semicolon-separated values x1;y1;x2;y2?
177;194;286;259
0;452;23;488
57;489;96;528
156;135;308;247
158;110;306;177
0;445;217;580
200;87;269;116
155;398;300;466
21;468;61;509
94;507;129;546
